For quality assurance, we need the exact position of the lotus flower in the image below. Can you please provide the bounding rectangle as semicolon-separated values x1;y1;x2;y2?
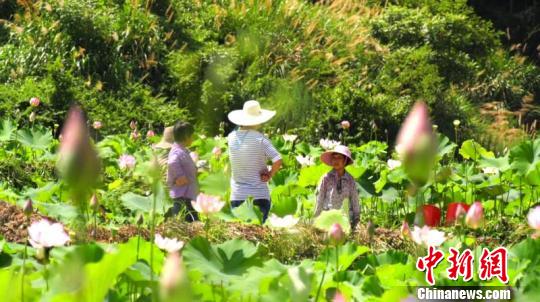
482;167;499;175
400;221;411;238
282;134;298;142
191;193;225;215
445;202;469;225
29;112;37;122
319;138;341;150
146;130;155;138
395;102;436;186
155;234;184;253
28;219;70;249
453;120;460;127
329;223;345;245
190;152;199;163
341;120;350;129
212;146;222;157
296;155;315;167
56;106;101;194
527;206;540;238
130;120;137;130
119;154;136;169
410;225;446;247
267;214;299;228
387;159;402;170
29;97;40;107
93;121;102;130
465;201;483;229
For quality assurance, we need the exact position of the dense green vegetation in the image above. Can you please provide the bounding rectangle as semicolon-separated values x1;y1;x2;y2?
0;0;538;143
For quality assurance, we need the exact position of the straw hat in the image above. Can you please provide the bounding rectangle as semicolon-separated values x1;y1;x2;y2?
154;126;174;149
320;145;354;166
227;100;276;126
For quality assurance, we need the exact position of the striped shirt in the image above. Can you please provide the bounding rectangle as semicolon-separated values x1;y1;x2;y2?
227;129;281;200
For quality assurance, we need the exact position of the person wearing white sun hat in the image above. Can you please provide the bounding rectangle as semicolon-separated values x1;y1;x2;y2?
227;100;282;222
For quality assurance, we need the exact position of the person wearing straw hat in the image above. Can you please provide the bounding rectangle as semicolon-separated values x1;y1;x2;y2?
153;126;174;167
227;100;282;223
315;145;360;230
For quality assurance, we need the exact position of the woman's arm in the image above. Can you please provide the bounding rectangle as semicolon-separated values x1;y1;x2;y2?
350;180;360;230
314;176;327;217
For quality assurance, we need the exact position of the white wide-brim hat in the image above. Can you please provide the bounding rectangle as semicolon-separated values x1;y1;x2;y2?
227;100;276;126
321;145;354;166
153;126;174;149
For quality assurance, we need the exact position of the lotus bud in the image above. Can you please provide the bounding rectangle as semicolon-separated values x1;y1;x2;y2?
453;120;460;127
29;112;37;122
341;120;350;130
23;199;33;216
93;121;102;130
136;213;144;225
400;221;410;238
56;105;101;200
146;130;155;138
395;102;436;186
465;201;484;229
29;97;40;107
329;223;345;245
130;120;137;130
90;194;99;211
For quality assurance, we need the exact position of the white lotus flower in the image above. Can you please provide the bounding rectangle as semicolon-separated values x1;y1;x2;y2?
155;234;184;253
28;219;70;248
410;225;446;247
282;134;298;142
118;154;136;169
191;193;225;215
387;159;402;170
296;155;315;167
319;138;340;150
267;214;299;228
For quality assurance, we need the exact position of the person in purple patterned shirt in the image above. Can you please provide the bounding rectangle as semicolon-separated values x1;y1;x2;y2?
166;121;199;221
315;145;360;230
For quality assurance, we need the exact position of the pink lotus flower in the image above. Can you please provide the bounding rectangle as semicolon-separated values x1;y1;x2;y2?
395;102;435;185
29;111;37;122
341;120;350;130
329;223;345;245
410;225;446;247
130;130;140;140
319;138;341;150
155;234;184;253
191;193;225;215
527;206;540;238
146;130;155;138
296;155;315;167
130;120;137;130
190;152;199;163
28;219;70;248
93;121;102;130
400;221;411;238
465;201;483;229
212;146;222;157
267;214;299;228
282;134;298;142
29;97;40;107
119;154;136;169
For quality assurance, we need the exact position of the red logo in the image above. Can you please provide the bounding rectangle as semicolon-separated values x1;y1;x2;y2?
417;247;508;285
416;246;445;285
447;248;474;281
479;247;509;284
